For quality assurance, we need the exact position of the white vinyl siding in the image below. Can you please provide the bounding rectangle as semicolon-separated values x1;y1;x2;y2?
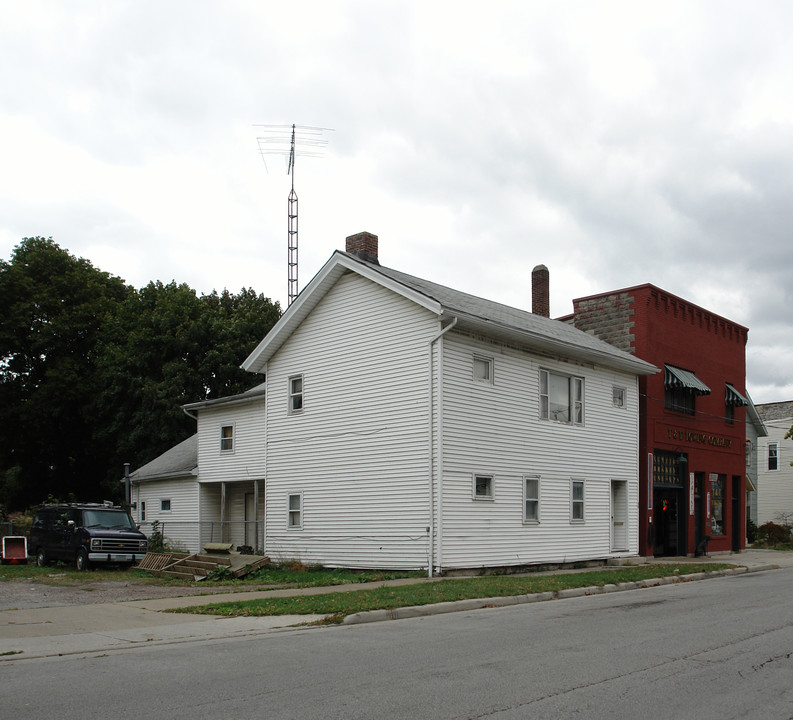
438;333;640;569
263;273;436;568
196;401;266;484
757;422;793;526
133;477;200;553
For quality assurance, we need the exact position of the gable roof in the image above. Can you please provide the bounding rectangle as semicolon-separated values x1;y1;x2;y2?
128;434;198;483
243;251;658;377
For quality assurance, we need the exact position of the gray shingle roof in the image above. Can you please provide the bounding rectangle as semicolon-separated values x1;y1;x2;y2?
351;254;657;376
756;401;793;422
129;434;197;482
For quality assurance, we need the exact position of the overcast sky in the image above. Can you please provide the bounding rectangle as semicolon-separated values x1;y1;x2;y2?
2;1;792;404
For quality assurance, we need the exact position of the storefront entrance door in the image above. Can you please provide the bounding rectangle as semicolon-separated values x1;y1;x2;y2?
653;487;685;556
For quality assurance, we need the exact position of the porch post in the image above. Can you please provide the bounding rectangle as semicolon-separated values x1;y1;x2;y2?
253;479;260;552
220;482;227;543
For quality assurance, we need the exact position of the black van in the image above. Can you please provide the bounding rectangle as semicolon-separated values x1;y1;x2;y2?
29;503;148;570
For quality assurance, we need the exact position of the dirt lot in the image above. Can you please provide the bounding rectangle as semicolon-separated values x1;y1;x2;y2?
0;576;272;611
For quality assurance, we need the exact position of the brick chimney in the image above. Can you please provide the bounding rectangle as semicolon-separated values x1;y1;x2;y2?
345;232;379;265
532;264;549;317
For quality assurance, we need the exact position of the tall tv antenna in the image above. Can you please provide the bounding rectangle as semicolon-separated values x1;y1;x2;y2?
255;124;333;306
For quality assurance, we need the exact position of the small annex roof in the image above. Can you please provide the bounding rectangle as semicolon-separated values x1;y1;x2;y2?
128;434;198;483
243;250;658;378
182;381;266;412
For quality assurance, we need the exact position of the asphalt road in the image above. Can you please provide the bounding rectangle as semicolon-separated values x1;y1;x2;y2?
2;567;792;719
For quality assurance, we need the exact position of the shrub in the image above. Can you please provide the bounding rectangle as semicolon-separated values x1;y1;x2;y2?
755;521;792;547
746;518;757;545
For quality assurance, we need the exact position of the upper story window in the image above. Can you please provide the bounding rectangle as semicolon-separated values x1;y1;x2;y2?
724;383;748;425
540;369;584;424
220;425;234;452
664;365;710;416
160;499;171;512
473;474;494;500
473;356;494;384
612;386;626;408
768;442;779;471
288;375;303;414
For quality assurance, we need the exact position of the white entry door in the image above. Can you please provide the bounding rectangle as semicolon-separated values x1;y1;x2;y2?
611;480;628;551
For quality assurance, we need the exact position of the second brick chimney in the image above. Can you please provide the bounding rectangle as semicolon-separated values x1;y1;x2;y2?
532;264;550;317
346;232;379;265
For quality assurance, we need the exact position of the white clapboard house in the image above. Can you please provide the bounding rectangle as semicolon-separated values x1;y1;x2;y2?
129;232;657;572
128;383;265;553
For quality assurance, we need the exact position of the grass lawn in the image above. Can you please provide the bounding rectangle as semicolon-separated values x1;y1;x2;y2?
169;563;730;623
0;561;423;588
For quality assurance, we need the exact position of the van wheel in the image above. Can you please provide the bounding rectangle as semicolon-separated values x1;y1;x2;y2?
36;548;49;567
75;550;90;571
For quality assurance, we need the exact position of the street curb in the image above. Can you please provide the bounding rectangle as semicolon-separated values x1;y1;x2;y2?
341;564;775;625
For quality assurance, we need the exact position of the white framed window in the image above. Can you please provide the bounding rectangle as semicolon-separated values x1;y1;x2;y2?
140;501;146;522
220;424;234;452
473;474;494;500
768;442;779;471
288;375;304;414
287;492;303;529
473;356;494;384
540;369;584;424
612;386;626;408
160;499;171;512
523;475;540;523
570;480;585;522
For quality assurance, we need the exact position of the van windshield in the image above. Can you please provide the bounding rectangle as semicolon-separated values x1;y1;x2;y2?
83;510;136;530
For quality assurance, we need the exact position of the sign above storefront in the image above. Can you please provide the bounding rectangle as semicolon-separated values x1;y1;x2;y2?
655;422;739;453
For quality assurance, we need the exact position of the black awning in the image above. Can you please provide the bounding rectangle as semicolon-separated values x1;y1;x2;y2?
664;365;711;395
725;383;749;407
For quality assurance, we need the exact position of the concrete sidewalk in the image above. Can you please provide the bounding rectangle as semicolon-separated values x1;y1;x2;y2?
2;549;792;661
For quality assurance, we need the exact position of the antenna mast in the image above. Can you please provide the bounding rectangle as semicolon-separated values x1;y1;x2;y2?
256;124;333;306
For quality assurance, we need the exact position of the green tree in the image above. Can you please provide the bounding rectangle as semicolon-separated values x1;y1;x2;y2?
0;237;130;508
92;282;280;479
0;238;281;510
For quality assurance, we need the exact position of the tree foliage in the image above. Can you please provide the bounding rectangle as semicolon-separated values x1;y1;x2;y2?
0;237;280;510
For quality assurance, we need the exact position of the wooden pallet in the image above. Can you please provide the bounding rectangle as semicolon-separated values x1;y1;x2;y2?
137;551;268;580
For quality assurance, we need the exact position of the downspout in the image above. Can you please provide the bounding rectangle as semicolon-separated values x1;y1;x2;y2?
427;317;458;577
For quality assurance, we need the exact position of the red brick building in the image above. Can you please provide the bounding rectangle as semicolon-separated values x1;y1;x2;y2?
569;284;749;557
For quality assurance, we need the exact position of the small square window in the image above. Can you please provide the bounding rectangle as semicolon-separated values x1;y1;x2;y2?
571;480;584;522
524;476;540;522
613;387;626;408
289;375;304;414
473;356;493;383
160;499;171;512
288;493;303;528
220;425;234;452
474;474;494;500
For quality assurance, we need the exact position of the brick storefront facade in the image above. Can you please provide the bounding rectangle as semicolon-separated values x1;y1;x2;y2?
570;284;748;557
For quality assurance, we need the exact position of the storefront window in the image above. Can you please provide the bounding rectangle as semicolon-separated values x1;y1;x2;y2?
711;475;725;536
